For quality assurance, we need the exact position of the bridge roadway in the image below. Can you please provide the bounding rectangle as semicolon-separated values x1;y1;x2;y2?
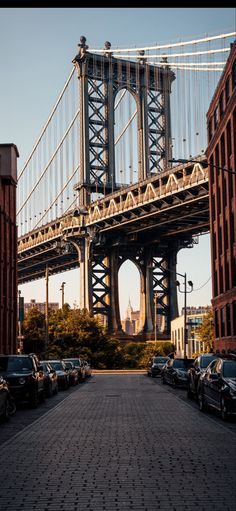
18;157;209;283
1;373;236;511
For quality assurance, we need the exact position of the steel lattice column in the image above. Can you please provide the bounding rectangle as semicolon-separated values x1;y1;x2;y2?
152;249;179;335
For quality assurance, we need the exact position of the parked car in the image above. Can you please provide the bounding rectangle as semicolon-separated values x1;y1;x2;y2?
82;360;92;378
0;376;16;421
0;353;45;407
198;354;236;421
64;358;86;382
147;356;168;377
46;360;70;390
161;358;194;388
40;361;58;397
187;354;218;399
63;360;79;386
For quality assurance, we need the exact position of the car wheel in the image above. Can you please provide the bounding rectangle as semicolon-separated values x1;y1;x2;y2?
161;375;166;384
7;398;16;416
172;377;176;388
147;372;151;377
47;383;53;398
29;389;39;408
221;397;228;421
198;390;206;412
151;373;155;378
187;384;193;399
54;383;58;395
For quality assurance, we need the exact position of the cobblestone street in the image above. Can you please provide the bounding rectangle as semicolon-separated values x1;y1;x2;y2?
1;374;236;510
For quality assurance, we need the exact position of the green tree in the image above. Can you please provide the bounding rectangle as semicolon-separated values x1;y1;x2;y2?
22;307;45;355
195;309;214;353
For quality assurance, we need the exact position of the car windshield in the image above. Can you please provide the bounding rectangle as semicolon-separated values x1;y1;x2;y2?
200;356;217;368
50;362;64;371
64;362;72;369
153;357;166;364
0;357;33;372
67;359;81;367
173;360;189;369
223;361;236;378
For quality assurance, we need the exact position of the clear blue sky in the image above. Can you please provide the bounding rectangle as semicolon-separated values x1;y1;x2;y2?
0;7;235;318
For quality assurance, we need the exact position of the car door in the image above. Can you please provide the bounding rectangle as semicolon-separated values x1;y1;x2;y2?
208;359;222;408
204;360;220;406
165;359;174;383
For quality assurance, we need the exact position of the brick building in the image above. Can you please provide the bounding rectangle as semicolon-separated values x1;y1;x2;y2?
24;299;59;316
0;144;19;354
206;41;236;351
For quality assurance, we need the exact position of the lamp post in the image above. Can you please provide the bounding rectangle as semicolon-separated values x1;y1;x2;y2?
175;273;193;358
154;292;157;342
45;265;51;353
60;281;66;308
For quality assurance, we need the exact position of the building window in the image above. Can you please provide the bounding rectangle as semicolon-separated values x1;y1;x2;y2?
215;309;219;338
226;304;231;336
220;308;225;337
225;77;230;104
220;132;225;167
208;117;213;142
233;301;236;336
214;106;219;130
226;120;232;156
225;260;229;291
219;91;224;117
214;269;218;297
232;58;236;89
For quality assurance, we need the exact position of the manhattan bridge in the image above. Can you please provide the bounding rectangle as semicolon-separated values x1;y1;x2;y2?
17;31;235;338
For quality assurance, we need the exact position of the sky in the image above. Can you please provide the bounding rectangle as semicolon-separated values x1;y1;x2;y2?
0;7;235;319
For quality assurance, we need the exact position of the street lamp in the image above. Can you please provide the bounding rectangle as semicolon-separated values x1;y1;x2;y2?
60;282;66;308
45;265;51;353
175;273;193;358
154;292;158;342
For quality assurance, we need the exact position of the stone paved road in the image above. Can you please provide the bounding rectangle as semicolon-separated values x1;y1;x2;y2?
1;374;236;511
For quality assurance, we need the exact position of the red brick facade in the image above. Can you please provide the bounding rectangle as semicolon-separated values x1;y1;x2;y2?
206;41;236;351
0;144;19;353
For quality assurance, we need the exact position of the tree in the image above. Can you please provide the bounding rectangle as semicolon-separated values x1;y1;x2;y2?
195;309;214;353
22;307;45;355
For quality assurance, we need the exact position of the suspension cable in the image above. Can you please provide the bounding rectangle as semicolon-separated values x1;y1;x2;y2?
89;32;236;53
18;67;75;180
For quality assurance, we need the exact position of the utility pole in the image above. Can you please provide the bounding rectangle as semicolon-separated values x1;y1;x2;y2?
45;265;49;352
60;282;66;308
176;273;193;358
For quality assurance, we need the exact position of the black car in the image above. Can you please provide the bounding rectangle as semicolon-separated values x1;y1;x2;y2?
0;353;45;407
161;358;194;388
63;360;79;386
46;360;70;390
40;361;59;397
187;354;218;399
198;355;236;421
64;358;86;382
147;356;168;377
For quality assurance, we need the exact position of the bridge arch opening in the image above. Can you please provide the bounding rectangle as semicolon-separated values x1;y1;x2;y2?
114;88;138;187
118;259;141;335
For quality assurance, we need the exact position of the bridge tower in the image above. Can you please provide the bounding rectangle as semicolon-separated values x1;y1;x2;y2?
72;36;178;338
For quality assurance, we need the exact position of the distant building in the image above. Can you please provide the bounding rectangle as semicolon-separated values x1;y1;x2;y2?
171;310;210;358
121;298;140;335
181;306;211;316
206;40;236;352
24;299;59;316
0;144;19;354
